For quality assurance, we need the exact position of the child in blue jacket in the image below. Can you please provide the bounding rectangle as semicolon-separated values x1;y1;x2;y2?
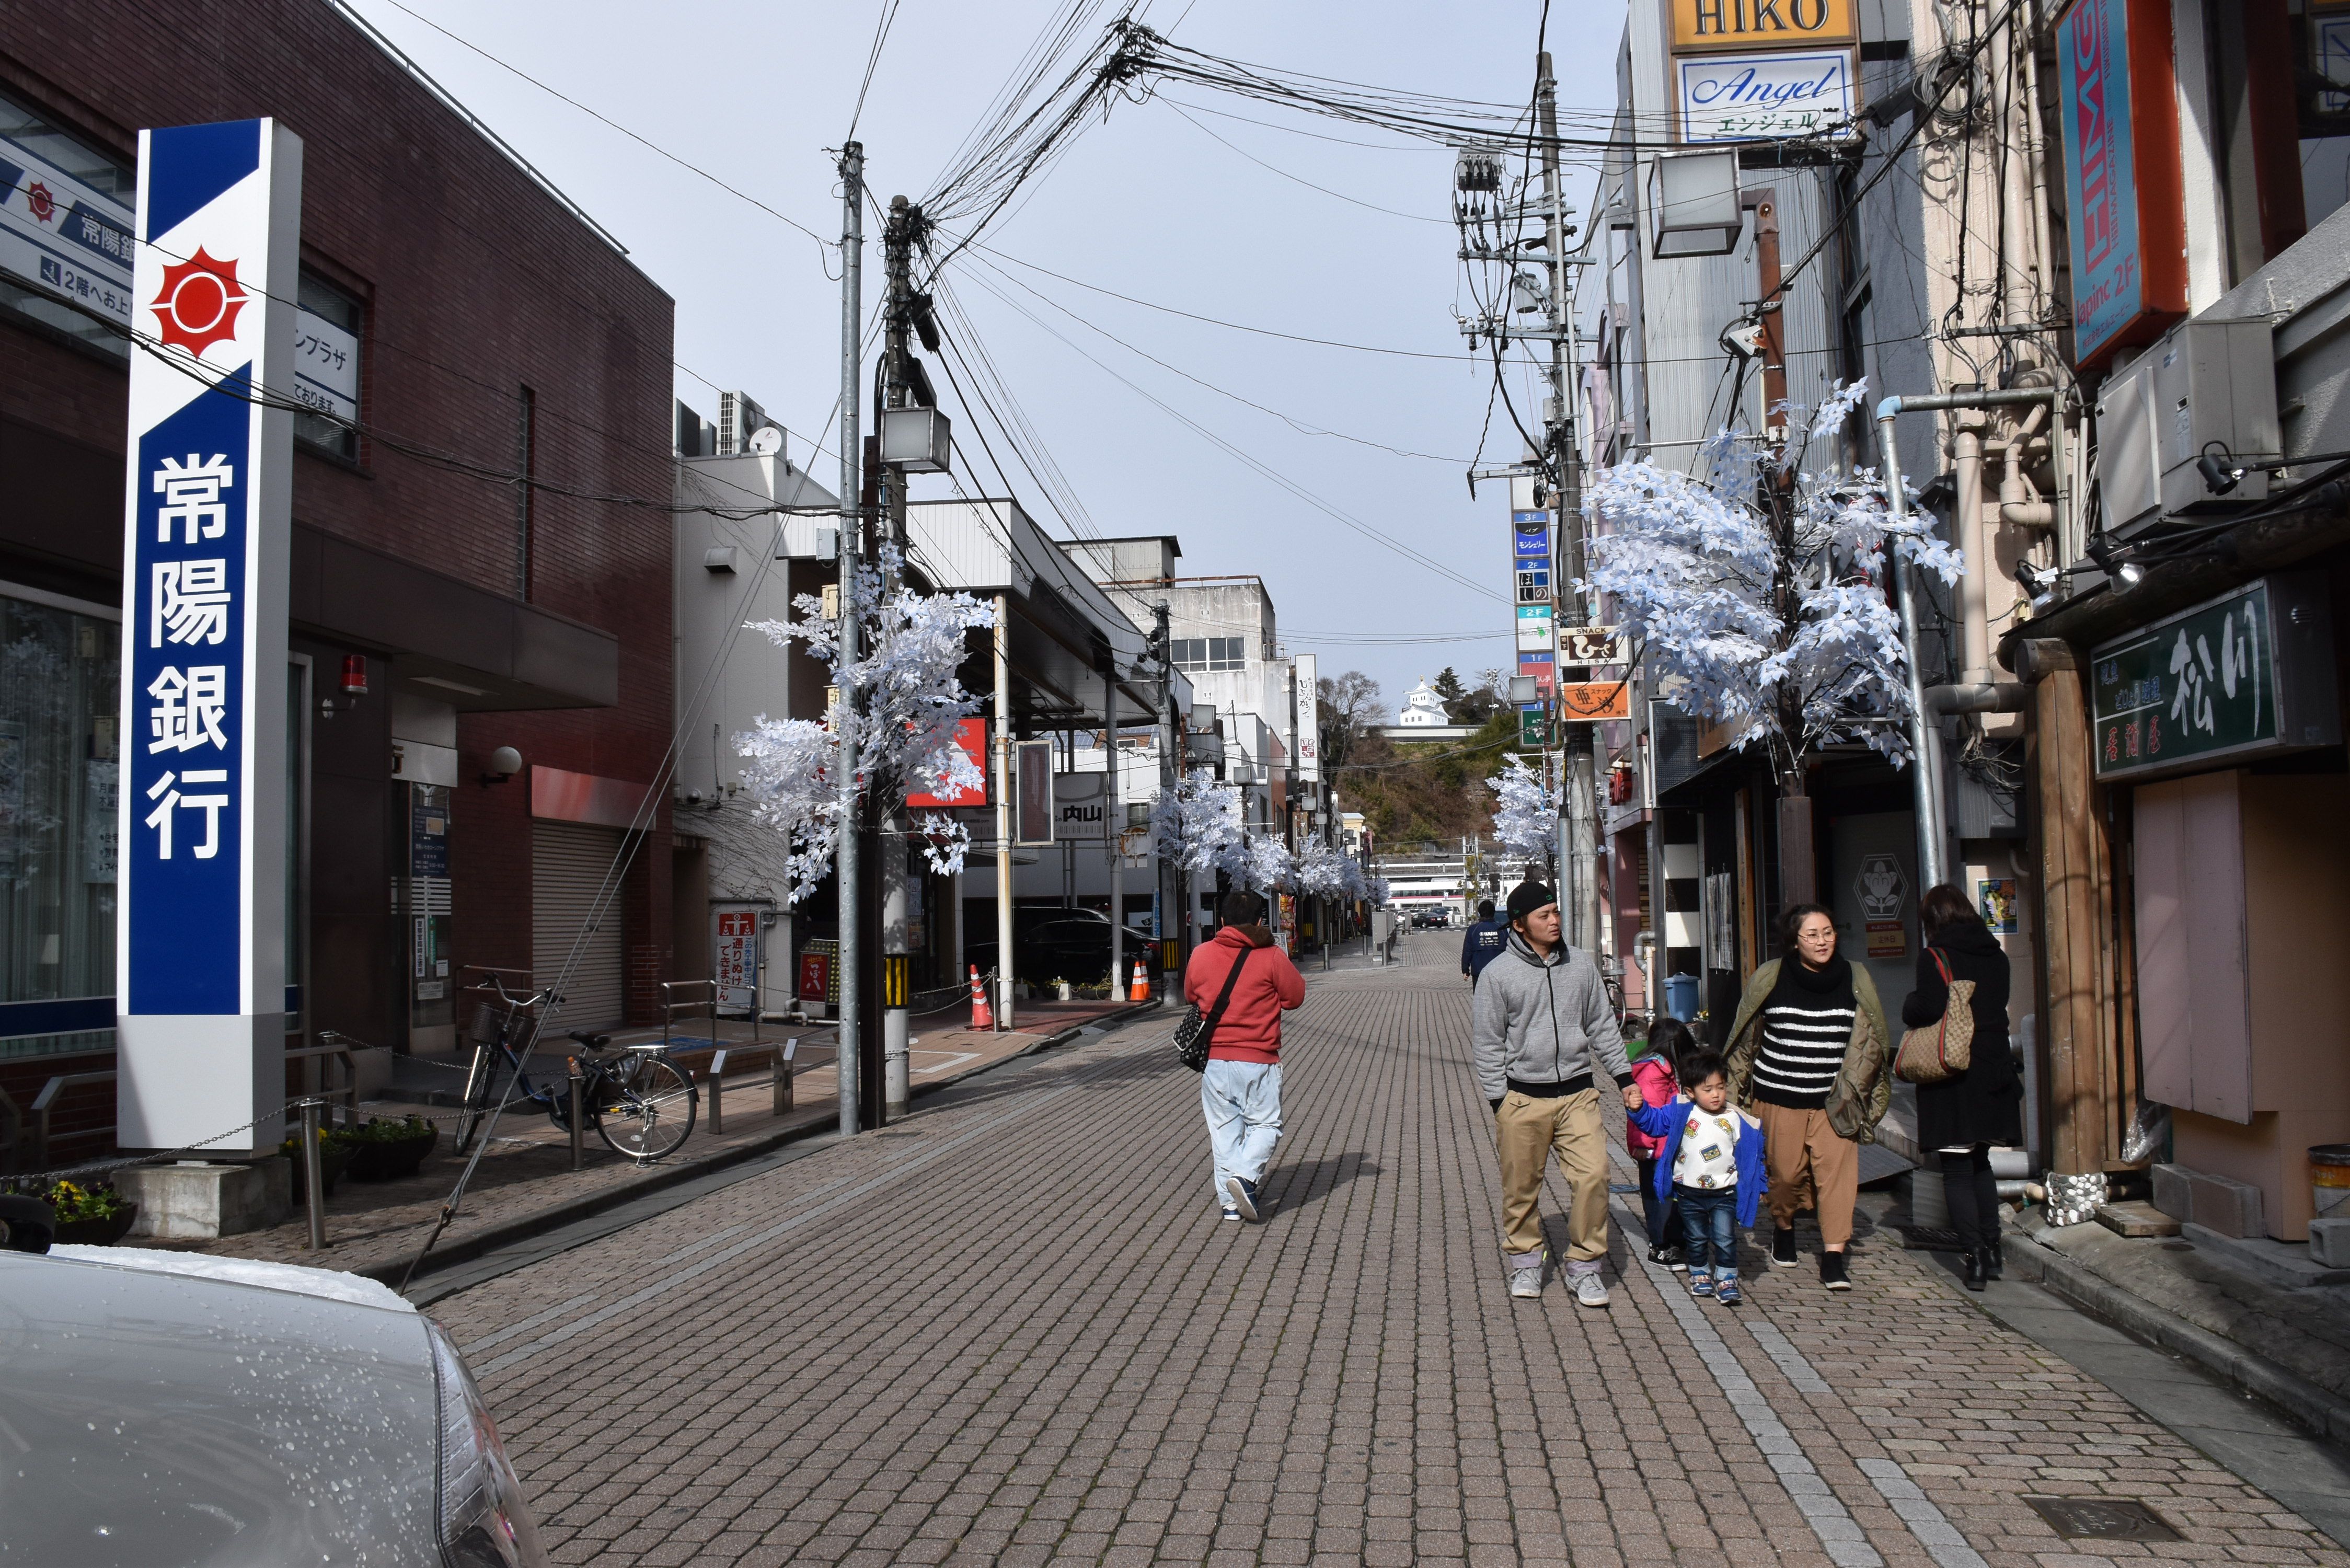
1625;1046;1767;1304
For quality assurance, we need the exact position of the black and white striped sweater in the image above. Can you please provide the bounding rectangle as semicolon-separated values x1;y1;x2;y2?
1751;956;1856;1110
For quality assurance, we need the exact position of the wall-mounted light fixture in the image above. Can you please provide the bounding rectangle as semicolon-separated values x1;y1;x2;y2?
480;745;522;787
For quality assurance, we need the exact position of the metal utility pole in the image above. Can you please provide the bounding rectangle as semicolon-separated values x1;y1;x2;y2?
834;140;864;1138
1534;52;1600;953
1105;655;1122;999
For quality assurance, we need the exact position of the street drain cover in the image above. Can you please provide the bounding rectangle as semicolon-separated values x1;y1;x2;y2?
2025;1497;2180;1541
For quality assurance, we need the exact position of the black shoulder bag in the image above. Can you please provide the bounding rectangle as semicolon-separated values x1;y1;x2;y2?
1173;947;1254;1073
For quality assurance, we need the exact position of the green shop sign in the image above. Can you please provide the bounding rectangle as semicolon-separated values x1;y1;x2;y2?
2089;573;2340;780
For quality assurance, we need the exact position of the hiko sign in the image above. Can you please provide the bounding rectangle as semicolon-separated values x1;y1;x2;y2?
117;120;302;1154
2056;0;2187;368
1669;0;1855;51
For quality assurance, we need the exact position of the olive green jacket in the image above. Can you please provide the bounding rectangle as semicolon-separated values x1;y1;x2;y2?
1721;959;1893;1145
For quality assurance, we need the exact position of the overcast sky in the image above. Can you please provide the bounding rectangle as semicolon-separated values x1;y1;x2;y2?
345;0;1621;719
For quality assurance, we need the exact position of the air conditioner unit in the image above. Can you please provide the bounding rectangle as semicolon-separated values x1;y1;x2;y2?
718;390;767;456
2096;318;2278;536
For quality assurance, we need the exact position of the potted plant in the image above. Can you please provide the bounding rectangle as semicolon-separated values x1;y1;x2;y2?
341;1114;439;1182
45;1179;137;1246
279;1125;353;1198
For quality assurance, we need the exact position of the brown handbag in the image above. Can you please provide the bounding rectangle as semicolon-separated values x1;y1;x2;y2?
1894;949;1974;1086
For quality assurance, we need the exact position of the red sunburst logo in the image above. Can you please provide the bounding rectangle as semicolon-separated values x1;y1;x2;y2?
151;248;249;359
26;181;54;224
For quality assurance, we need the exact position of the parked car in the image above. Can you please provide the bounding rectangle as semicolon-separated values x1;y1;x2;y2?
0;1231;547;1567
965;906;1158;987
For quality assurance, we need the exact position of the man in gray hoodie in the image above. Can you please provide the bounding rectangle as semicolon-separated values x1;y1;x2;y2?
1472;879;1642;1305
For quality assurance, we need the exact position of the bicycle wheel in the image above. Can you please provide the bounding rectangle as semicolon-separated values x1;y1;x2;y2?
452;1043;495;1156
590;1054;697;1161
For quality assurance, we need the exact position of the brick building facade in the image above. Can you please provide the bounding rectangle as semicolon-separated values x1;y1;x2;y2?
0;0;677;1154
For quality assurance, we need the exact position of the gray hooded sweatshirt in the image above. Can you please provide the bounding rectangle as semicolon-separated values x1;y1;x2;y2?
1471;931;1633;1102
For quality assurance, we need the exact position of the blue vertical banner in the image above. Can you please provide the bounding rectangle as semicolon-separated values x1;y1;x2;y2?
117;120;301;1154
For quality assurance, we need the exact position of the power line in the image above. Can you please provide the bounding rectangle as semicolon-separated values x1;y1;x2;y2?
363;0;834;252
978;244;1480;362
955;265;1507;603
966;253;1471;464
846;0;903;141
1160;101;1453;224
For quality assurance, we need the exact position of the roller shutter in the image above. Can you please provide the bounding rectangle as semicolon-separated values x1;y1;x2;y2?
532;821;627;1029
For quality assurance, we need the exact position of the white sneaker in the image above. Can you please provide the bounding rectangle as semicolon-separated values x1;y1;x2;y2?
1508;1264;1542;1298
1572;1272;1610;1308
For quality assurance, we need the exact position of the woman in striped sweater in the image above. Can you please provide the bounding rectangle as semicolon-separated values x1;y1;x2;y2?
1722;904;1892;1292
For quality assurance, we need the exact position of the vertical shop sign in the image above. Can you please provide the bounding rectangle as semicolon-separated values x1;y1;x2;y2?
715;909;759;1012
117;120;302;1153
2057;0;2186;368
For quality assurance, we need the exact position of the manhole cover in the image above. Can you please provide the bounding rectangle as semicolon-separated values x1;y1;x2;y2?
2025;1497;2180;1541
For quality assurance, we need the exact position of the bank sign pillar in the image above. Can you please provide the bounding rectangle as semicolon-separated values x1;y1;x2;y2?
116;120;303;1154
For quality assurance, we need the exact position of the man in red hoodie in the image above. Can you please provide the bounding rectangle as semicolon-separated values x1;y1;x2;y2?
1186;888;1307;1222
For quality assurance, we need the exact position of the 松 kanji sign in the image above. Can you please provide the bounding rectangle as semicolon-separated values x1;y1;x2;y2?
2089;575;2342;780
117;119;303;1155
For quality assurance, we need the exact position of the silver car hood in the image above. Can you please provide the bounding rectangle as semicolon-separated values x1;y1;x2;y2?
0;1250;443;1566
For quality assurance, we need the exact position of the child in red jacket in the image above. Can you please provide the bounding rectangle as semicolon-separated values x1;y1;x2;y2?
1629;1017;1696;1269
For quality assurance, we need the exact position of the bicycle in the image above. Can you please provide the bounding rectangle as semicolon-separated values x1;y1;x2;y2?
453;972;699;1162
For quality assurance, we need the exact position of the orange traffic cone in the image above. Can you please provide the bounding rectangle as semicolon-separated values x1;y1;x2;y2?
1130;958;1149;1002
969;964;994;1031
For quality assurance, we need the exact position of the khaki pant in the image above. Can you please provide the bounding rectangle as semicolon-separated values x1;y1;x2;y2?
1494;1088;1610;1264
1756;1100;1859;1248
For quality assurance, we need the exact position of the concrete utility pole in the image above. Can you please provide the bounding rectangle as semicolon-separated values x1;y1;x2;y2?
1535;52;1600;954
834;140;863;1138
1155;601;1179;992
879;193;920;1121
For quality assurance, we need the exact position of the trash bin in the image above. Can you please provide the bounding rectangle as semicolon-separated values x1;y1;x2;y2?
1664;973;1700;1023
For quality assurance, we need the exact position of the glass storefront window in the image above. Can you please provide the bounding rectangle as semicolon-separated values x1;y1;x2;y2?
0;589;119;1059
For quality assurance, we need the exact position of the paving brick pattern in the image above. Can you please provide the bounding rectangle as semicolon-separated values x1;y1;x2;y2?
427;937;2349;1566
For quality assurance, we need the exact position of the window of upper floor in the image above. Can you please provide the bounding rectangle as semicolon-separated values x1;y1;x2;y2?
0;88;135;360
1171;636;1248;672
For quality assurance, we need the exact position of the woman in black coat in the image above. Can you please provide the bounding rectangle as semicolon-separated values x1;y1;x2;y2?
1901;883;2023;1291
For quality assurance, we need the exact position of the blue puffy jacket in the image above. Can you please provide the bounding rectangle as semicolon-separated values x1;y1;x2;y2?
1626;1098;1769;1229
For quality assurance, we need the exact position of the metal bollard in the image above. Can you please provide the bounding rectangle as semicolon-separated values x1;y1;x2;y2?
300;1098;327;1251
567;1059;584;1171
706;1048;727;1135
775;1039;799;1115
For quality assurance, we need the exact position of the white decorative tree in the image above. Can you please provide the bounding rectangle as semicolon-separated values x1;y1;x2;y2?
1484;753;1559;866
735;546;996;903
1232;834;1296;895
1150;768;1242;879
1580;379;1962;880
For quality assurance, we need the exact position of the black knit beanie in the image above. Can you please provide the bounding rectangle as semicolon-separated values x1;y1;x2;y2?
1505;879;1557;923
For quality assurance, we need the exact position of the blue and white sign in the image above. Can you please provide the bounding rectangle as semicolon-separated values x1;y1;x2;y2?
117;119;302;1154
1677;49;1856;143
0;126;134;327
1511;512;1550;576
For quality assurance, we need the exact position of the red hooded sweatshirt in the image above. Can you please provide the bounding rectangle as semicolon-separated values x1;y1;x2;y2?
1184;924;1306;1065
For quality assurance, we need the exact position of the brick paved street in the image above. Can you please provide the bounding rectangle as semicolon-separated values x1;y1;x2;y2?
427;934;2350;1566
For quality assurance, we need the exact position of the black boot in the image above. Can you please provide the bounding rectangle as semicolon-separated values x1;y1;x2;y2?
1962;1248;1987;1292
1984;1239;2004;1281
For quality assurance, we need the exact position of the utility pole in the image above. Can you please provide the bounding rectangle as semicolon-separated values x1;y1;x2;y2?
1105;654;1122;999
833;140;863;1138
878;193;926;1121
1533;52;1600;953
1155;600;1180;984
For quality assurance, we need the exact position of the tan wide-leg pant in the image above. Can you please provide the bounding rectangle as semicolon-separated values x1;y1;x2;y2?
1756;1100;1859;1248
1494;1088;1609;1264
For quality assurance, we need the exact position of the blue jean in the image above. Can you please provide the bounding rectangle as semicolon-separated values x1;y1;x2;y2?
1673;1183;1739;1279
1637;1156;1685;1250
1201;1059;1282;1205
